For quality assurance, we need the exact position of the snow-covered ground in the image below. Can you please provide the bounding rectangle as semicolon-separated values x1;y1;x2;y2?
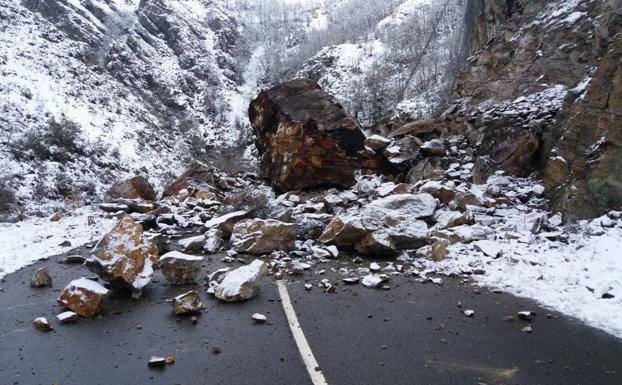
421;214;622;338
0;207;115;279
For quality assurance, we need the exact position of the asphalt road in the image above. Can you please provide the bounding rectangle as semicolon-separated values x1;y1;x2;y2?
1;249;621;385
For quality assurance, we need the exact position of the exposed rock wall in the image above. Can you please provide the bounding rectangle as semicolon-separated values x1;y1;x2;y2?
545;33;622;220
453;0;622;221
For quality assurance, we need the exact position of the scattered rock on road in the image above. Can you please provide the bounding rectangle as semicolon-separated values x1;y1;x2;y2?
148;356;166;368
33;317;53;332
171;290;203;315
231;219;297;254
30;267;52;288
56;311;79;324
214;260;267;302
87;215;158;298
518;311;534;321
159;251;204;285
57;278;109;318
320;194;434;257
252;313;267;323
204;211;248;237
362;274;388;288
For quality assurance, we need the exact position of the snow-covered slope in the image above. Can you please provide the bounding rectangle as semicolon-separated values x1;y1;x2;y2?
0;0;248;217
298;0;466;127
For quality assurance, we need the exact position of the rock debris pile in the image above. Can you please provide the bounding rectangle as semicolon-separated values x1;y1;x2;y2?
29;78;621;344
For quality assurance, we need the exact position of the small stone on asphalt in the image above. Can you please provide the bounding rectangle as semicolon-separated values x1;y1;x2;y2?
148;356;166;367
33;317;53;332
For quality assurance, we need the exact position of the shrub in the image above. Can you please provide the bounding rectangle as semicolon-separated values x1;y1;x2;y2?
0;177;17;213
14;118;84;163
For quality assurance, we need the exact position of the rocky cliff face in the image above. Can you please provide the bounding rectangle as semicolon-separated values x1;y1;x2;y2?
450;0;622;221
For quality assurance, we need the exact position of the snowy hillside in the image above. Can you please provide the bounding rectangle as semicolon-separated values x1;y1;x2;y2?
0;0;249;217
0;0;471;218
298;0;466;127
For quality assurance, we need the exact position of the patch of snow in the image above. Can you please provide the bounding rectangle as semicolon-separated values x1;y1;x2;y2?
434;223;622;338
159;251;204;262
0;207;115;279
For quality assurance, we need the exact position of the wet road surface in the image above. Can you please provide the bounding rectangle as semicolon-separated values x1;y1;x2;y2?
1;249;621;385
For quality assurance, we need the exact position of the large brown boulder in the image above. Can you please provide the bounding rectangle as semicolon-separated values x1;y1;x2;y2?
104;176;156;202
249;79;381;191
87;215;159;297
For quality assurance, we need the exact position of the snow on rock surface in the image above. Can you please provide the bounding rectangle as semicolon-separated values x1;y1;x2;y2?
57;277;109;318
87;215;159;296
159;251;204;285
214;260;267;302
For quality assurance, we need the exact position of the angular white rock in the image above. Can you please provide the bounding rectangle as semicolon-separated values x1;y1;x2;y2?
177;235;206;252
362;274;384;288
203;228;224;254
56;311;78;324
214;260;267;302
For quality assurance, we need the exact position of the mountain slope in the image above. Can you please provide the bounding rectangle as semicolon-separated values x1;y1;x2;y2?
297;0;467;127
0;0;248;217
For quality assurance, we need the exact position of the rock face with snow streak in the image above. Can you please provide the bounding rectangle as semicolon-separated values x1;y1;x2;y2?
249;79;387;192
57;278;109;318
231;219;297;255
214;260;266;302
320;194;435;257
544;33;622;220
159;251;204;285
87;215;159;297
453;0;622;221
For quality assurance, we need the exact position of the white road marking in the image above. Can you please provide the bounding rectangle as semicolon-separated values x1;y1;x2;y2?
277;280;329;385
